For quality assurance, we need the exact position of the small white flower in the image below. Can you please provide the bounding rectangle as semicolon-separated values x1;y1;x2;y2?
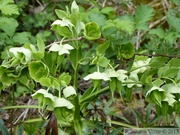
49;43;74;55
52;19;74;27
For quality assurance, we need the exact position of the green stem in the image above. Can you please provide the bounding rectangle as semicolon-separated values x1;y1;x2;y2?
24;118;44;123
72;47;81;120
2;105;41;110
74;68;80;119
107;120;137;128
129;65;149;73
80;86;109;104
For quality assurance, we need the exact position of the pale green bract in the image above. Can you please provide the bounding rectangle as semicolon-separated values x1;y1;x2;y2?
124;72;142;88
63;86;76;98
32;89;54;102
84;71;110;81
105;69;128;82
54;97;74;109
131;58;151;74
9;47;32;64
146;86;165;95
51;19;74;27
71;0;79;12
163;93;176;106
49;43;74;55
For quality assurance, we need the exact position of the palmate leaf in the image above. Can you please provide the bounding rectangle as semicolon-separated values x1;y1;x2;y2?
135;5;154;30
13;32;31;44
103;18;134;35
167;11;180;33
0;0;19;15
0;17;18;37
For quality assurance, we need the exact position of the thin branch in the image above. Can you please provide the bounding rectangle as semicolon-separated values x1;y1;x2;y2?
13;99;32;124
102;0;107;8
135;53;180;58
135;30;141;50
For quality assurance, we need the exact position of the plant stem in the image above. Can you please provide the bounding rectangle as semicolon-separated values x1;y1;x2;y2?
2;105;41;110
79;86;109;104
107;120;137;128
74;68;80;120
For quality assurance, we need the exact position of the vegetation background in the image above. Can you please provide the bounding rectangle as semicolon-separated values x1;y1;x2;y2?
0;0;179;134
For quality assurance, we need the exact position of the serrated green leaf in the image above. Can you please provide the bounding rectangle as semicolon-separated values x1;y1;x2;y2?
13;32;31;44
149;28;165;39
165;31;177;44
0;0;13;6
0;4;19;15
103;18;134;35
101;6;116;18
167;11;180;33
88;12;106;27
115;19;134;35
135;5;154;30
0;17;18;37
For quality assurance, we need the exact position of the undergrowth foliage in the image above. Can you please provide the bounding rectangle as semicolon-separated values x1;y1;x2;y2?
0;0;180;134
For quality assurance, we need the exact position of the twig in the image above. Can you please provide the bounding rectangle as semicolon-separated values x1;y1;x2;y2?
135;53;180;58
45;36;84;49
13;99;32;124
102;0;107;8
135;30;141;50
